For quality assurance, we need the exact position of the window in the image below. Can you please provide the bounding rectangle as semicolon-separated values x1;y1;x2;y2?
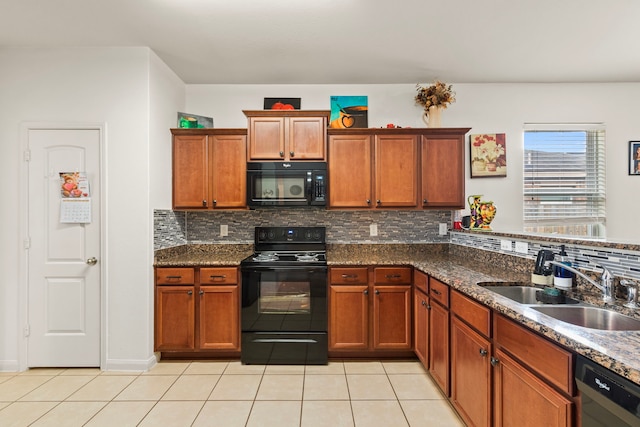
523;124;606;238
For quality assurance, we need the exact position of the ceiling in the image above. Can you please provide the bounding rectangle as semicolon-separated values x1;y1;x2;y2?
2;0;640;84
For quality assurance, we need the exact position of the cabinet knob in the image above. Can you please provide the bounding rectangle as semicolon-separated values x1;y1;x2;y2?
479;348;488;357
421;300;427;307
427;304;431;310
490;357;499;367
202;200;207;207
375;289;380;295
290;151;295;157
279;151;284;157
366;199;371;205
187;290;193;296
423;199;428;205
213;199;217;205
199;290;204;296
376;200;381;205
363;289;369;295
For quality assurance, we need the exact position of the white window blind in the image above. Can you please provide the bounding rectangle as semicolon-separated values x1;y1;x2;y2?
523;124;606;238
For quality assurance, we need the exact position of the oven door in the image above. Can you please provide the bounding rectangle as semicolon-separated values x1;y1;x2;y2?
241;266;327;332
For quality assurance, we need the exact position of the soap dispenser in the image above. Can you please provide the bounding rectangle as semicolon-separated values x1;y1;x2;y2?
553;245;574;289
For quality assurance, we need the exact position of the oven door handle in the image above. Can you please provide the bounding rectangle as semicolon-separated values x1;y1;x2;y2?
253;338;319;344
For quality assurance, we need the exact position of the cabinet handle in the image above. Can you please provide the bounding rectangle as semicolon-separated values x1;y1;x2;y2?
202;200;207;207
210;275;227;280
421;300;427;307
166;275;182;279
364;289;369;295
290;151;295;157
385;274;401;279
341;274;358;279
490;357;499;367
279;151;284;157
187;290;193;296
376;199;381;205
479;348;488;357
427;304;431;310
423;199;428;205
432;289;441;296
375;289;380;295
199;290;204;296
366;199;371;205
213;199;217;205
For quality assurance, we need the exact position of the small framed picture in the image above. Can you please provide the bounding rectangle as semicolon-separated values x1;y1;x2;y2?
630;141;640;175
469;133;507;178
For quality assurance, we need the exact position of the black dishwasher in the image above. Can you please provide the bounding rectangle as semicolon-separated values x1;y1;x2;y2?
576;355;640;426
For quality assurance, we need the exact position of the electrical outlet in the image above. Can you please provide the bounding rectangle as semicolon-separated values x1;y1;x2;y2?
220;224;228;237
438;223;448;235
515;241;528;254
500;239;513;251
370;224;378;237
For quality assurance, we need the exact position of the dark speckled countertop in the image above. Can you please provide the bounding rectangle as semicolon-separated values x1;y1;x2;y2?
155;243;640;385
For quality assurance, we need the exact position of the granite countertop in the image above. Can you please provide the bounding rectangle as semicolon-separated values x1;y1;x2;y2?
328;244;640;386
154;243;640;385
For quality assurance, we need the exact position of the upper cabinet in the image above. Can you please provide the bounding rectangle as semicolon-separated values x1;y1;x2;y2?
328;128;470;210
243;110;330;161
171;129;247;210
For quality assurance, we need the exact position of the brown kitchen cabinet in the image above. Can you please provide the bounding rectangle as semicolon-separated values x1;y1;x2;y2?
244;110;330;161
429;276;450;395
329;266;412;353
421;134;465;208
328;128;470;209
155;266;240;354
413;270;429;368
171;129;247;210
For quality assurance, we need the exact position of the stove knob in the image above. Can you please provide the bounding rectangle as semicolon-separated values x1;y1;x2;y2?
305;230;312;240
314;231;321;240
267;231;275;240
258;230;267;240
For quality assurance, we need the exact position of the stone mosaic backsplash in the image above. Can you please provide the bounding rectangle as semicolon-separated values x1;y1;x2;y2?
450;231;640;281
154;208;452;250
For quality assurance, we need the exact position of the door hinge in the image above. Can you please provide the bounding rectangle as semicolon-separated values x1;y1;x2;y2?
23;325;30;337
23;237;31;249
23;149;31;162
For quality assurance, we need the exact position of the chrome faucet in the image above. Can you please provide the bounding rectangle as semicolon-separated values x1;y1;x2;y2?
544;261;614;303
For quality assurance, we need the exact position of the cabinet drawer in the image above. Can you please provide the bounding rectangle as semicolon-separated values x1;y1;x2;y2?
451;290;491;337
156;268;195;285
429;277;449;307
330;267;368;284
414;270;428;294
494;314;574;395
374;267;412;284
200;267;238;285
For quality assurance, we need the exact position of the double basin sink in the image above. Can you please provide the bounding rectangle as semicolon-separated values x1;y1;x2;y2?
481;284;640;331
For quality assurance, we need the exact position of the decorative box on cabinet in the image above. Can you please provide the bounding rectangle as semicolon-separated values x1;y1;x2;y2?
243;110;329;161
171;129;247;210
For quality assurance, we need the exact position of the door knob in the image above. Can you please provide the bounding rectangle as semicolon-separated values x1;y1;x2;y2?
86;257;98;266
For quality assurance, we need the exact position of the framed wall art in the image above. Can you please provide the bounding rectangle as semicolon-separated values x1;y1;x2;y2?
329;95;368;128
630;141;640;175
470;133;507;178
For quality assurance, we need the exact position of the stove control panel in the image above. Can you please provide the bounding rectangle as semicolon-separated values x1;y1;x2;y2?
256;227;325;244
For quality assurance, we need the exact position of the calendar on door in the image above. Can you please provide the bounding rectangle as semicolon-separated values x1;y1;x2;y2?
59;172;92;223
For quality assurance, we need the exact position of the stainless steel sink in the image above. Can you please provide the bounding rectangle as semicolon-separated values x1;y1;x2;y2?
484;286;579;305
531;306;640;331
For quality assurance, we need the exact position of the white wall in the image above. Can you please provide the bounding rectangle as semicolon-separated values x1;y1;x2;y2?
186;83;640;243
0;47;183;371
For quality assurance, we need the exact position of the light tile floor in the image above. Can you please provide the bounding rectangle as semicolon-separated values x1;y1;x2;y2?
0;359;465;427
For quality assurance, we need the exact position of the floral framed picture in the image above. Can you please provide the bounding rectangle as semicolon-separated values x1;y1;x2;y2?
629;141;640;175
470;133;507;178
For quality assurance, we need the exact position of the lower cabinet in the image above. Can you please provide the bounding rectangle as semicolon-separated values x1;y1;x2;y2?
155;266;240;354
428;277;450;395
413;270;429;368
329;266;412;354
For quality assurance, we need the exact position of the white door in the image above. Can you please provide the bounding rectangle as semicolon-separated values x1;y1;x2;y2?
27;127;101;367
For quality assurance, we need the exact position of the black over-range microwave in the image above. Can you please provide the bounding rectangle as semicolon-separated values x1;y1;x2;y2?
247;162;327;208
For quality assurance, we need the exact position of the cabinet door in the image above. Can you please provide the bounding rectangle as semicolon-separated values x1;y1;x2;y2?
429;300;450;395
248;116;285;160
373;285;412;350
173;135;208;209
155;286;195;350
209;134;247;208
413;289;429;367
375;134;418;207
493;348;572;427
328;135;372;208
329;284;369;350
199;285;240;350
450;315;492;427
421;135;465;208
288;116;326;160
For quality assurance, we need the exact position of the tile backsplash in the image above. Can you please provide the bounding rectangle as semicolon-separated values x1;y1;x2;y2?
154;208;452;250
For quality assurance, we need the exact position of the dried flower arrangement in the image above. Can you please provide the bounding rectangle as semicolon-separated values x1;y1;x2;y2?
415;81;456;112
